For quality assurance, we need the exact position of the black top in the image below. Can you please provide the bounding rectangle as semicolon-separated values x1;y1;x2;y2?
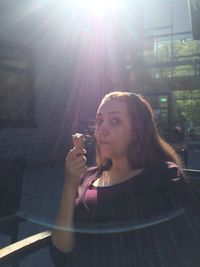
50;162;200;267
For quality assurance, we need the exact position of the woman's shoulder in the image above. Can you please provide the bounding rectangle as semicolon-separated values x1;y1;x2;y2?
164;161;183;179
154;161;190;201
149;161;182;179
141;162;192;211
141;161;184;192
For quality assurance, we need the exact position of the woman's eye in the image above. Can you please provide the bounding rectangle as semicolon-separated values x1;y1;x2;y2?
110;118;120;126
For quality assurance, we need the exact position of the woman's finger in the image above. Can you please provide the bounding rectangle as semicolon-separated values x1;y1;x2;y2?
67;148;86;161
74;160;87;170
68;157;86;172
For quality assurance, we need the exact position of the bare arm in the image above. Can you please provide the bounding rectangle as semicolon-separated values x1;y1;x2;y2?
51;134;86;253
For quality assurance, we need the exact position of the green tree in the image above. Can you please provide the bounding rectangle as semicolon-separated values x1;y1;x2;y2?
155;39;200;127
157;39;200;77
173;90;200;126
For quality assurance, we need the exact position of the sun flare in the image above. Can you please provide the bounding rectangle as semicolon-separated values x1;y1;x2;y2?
73;0;124;17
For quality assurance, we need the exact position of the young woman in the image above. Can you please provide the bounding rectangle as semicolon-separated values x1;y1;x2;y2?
50;92;199;267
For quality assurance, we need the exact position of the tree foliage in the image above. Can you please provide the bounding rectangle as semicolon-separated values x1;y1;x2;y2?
156;39;200;127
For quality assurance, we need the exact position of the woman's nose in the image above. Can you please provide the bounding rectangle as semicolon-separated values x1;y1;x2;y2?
98;123;109;136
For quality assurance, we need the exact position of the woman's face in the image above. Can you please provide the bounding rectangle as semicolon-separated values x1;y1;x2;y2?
95;99;133;160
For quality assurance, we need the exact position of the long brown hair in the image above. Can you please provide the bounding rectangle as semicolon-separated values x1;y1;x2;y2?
96;91;183;170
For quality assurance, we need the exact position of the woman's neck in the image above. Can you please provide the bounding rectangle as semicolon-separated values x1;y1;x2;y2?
108;159;141;184
110;158;132;174
93;159;142;187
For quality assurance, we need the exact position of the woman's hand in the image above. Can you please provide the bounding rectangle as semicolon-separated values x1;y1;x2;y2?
65;148;87;178
65;133;87;188
52;133;86;253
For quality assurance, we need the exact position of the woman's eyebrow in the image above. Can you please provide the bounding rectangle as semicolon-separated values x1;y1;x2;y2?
108;111;121;115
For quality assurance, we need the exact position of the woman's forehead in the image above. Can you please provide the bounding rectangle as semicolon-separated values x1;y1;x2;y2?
97;99;128;115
